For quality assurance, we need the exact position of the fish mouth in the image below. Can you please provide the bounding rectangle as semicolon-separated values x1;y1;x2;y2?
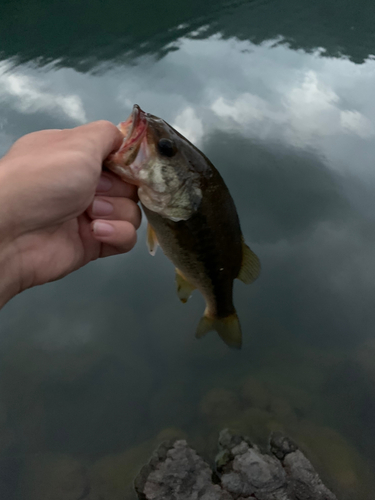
105;104;149;182
118;104;148;161
118;104;147;145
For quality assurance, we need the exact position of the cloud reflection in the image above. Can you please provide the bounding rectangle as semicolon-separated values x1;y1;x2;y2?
0;61;86;125
1;30;375;499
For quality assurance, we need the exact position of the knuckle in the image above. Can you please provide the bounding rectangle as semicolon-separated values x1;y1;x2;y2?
94;120;118;133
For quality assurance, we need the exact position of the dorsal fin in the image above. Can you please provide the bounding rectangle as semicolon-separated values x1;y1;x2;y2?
147;223;158;256
237;238;260;284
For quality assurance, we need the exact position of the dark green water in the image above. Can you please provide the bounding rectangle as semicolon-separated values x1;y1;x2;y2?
1;0;375;498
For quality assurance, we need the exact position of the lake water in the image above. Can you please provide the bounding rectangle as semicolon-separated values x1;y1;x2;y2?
1;0;375;498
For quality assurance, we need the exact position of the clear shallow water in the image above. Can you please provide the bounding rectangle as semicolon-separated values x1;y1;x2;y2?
1;1;375;498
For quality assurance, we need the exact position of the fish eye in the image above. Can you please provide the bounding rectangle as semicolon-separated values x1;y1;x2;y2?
157;138;176;157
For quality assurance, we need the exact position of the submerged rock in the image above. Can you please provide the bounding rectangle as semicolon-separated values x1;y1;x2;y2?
226;407;282;447
135;429;337;500
16;453;91;500
241;376;271;410
89;427;187;500
200;388;241;423
90;440;156;500
293;421;370;497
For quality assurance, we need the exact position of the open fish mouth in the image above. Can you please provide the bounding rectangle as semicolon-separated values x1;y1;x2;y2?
118;104;146;143
117;104;148;163
105;104;149;183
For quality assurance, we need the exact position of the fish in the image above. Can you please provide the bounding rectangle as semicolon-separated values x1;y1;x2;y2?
105;104;260;348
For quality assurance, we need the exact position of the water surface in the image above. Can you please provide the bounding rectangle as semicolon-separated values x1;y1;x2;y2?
1;1;375;498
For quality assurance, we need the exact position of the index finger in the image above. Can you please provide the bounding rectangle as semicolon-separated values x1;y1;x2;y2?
96;171;139;202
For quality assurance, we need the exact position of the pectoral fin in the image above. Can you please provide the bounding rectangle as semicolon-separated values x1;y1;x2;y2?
147;223;158;256
175;269;196;303
196;310;242;349
237;238;260;284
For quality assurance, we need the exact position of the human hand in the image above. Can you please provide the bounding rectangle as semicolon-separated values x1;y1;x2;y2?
0;121;141;308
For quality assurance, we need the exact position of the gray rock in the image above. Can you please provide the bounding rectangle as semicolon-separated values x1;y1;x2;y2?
221;447;288;496
270;432;298;460
270;432;337;500
135;431;338;500
282;449;337;500
135;440;232;500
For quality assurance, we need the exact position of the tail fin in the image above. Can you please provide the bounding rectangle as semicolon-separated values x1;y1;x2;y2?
195;311;242;349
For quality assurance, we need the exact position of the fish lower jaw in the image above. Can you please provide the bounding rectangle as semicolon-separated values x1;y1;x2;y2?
107;137;150;185
130;138;149;175
109;164;139;186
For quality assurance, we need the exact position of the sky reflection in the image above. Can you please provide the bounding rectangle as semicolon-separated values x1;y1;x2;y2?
1;23;375;500
1;34;375;178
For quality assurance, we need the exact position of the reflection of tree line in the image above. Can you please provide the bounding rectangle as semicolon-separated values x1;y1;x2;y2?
1;0;374;69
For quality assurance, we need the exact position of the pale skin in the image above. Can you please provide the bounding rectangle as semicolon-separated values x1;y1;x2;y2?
0;120;141;309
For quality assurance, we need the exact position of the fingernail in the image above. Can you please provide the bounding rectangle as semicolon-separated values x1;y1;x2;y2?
96;175;113;192
92;198;113;216
93;221;114;236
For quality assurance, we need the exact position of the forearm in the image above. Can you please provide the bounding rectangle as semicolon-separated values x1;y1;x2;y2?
0;241;20;309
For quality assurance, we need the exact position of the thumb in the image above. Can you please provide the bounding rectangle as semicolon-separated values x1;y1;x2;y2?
75;120;124;161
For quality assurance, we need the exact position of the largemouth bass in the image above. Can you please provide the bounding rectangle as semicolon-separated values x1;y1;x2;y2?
105;105;260;348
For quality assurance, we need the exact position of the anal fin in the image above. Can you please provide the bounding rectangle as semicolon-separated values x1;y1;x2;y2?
147;223;158;256
237;238;260;284
175;268;196;303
